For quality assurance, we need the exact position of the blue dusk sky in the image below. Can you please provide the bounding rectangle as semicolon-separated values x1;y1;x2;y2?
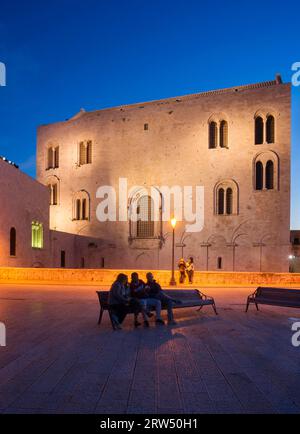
0;0;299;227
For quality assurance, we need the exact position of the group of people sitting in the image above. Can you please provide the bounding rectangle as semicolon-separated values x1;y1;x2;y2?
178;256;195;284
108;272;182;330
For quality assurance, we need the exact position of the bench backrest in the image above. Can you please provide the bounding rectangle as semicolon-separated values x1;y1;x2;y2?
96;291;109;308
256;287;300;300
96;289;201;308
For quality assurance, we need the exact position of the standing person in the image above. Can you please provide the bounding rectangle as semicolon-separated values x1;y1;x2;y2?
145;272;180;325
130;272;164;327
108;273;142;329
178;258;187;284
186;257;195;284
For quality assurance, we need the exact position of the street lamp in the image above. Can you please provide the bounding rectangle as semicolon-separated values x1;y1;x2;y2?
170;218;177;286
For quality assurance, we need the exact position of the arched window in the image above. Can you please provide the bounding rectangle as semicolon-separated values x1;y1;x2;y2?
46;176;60;205
255;161;263;190
136;195;155;238
255;117;264;145
48;183;58;205
217;188;224;215
79;141;92;165
226;188;233;215
215;180;239;215
10;227;16;256
266;115;275;144
73;191;90;221
209;122;218;149
220;120;228;148
47;146;59;169
31;222;43;249
254;151;279;191
266;160;274;189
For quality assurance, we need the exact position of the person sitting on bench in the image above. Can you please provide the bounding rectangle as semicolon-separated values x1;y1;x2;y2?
108;273;147;329
145;272;181;325
130;272;164;326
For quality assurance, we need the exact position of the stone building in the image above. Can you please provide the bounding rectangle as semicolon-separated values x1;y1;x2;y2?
0;157;103;268
36;75;291;272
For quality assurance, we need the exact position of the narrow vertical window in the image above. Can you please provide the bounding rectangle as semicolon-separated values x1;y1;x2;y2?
48;184;52;204
217;257;222;270
209;122;218;148
79;142;86;165
255;161;263;190
220;120;228;148
31;222;43;249
82;198;87;220
47;147;54;169
218;188;225;215
76;199;81;220
266;115;275;144
266;160;274;190
52;183;58;205
10;227;16;256
226;188;233;215
86;141;92;164
255;117;264;144
54;147;59;168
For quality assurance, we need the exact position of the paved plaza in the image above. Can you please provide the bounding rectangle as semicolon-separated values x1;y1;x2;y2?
1;284;300;414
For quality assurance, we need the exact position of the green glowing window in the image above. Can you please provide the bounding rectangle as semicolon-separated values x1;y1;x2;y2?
32;222;43;249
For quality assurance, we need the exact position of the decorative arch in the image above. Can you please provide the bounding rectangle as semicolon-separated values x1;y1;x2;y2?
254;109;277;145
79;140;92;165
46;143;59;169
46;175;60;205
73;190;90;220
208;113;230;149
214;180;239;215
253;151;279;191
135;252;152;267
128;187;162;240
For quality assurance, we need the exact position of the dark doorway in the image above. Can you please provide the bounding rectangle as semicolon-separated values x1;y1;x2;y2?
60;250;66;268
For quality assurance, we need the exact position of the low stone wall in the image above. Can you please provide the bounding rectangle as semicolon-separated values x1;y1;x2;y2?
1;267;300;287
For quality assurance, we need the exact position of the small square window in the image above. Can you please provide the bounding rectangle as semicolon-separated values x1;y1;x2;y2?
144;123;149;131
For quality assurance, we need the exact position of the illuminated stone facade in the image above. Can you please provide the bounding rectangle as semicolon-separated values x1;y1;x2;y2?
32;77;290;271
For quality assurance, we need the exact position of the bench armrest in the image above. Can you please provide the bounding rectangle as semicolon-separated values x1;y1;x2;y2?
195;289;215;301
248;288;259;299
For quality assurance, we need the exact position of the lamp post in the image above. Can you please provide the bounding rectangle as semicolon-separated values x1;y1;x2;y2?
170;217;177;286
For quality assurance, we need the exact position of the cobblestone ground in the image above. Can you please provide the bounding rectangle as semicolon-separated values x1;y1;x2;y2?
1;284;300;414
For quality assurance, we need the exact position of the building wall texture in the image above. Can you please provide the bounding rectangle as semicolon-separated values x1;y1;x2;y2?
0;158;50;267
0;159;105;269
36;78;291;272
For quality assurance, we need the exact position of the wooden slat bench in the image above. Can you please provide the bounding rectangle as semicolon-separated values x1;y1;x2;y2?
245;286;300;312
96;289;217;328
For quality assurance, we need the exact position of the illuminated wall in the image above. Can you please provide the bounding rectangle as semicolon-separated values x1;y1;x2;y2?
36;77;291;272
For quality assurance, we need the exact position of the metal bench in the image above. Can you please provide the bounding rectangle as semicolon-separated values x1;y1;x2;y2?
245;286;300;312
96;289;217;327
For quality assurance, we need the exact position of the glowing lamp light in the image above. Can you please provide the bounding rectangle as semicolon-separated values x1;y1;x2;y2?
171;218;177;229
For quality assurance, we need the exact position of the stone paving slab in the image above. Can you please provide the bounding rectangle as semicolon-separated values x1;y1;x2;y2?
1;284;300;414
